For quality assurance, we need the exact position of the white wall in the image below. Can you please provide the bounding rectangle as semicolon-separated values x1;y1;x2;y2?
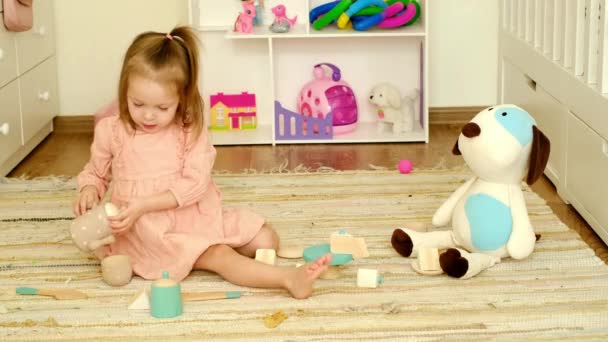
54;0;188;116
54;0;497;116
428;0;499;107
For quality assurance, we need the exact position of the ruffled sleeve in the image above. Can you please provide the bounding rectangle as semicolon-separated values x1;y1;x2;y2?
168;127;217;208
76;117;116;196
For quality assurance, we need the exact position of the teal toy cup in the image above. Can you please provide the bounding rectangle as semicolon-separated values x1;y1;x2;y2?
150;271;182;318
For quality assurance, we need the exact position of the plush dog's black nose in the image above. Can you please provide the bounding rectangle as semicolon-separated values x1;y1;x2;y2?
461;122;481;138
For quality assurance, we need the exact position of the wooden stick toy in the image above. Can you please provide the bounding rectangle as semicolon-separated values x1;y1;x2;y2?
16;287;88;300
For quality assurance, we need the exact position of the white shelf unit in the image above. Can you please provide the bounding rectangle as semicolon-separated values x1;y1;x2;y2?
192;0;429;145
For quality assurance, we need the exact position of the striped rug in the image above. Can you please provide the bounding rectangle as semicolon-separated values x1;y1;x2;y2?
1;169;607;341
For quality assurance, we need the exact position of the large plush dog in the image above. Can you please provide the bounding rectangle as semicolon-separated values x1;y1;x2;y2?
369;83;420;133
391;105;550;279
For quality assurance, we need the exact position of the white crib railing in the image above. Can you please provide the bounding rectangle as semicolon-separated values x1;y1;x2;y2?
502;0;608;94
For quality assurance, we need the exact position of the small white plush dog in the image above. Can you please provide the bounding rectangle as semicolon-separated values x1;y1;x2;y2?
391;105;551;279
369;83;420;133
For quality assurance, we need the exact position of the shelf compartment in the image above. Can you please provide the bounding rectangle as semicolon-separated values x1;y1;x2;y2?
210;124;274;145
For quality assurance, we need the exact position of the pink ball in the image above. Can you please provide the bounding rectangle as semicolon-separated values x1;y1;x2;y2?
398;159;413;174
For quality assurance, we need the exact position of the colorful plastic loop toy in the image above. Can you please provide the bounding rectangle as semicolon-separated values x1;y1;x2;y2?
352;2;404;31
309;0;340;23
355;0;408;16
310;0;421;31
402;0;421;26
312;0;353;30
336;0;387;29
377;2;417;28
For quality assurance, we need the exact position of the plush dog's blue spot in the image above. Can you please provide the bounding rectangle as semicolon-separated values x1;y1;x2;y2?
465;193;512;251
495;107;536;146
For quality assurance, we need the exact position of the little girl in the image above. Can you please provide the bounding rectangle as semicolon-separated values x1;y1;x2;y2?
74;26;330;299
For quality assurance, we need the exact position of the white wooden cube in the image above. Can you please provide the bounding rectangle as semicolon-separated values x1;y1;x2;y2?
128;286;150;310
255;249;276;265
418;247;440;271
357;268;379;288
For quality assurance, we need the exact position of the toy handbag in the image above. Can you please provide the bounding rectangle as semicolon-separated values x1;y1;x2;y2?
2;0;33;32
297;63;358;134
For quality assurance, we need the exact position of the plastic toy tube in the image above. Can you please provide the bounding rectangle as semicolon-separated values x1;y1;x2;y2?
313;0;353;30
403;0;421;26
352;2;404;31
354;0;408;17
337;0;387;29
377;2;417;28
354;6;384;17
309;0;340;23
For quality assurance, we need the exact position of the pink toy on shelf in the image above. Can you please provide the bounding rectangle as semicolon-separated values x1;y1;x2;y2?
234;2;256;34
209;92;257;130
272;5;298;29
297;63;358;135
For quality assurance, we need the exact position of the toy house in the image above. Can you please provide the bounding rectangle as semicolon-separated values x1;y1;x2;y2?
209;92;257;130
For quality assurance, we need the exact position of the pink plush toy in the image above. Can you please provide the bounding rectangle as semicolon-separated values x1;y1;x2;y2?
234;2;256;34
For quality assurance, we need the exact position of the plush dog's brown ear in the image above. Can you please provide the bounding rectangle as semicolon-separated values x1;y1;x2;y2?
452;139;461;155
526;125;551;185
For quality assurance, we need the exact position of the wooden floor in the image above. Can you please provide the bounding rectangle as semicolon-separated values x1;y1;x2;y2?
8;123;608;263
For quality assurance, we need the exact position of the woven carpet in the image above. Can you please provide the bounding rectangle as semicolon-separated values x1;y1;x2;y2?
1;169;608;341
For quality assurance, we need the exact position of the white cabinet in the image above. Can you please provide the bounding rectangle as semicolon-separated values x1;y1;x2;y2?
0;21;18;88
192;0;429;145
566;114;608;237
0;0;58;176
499;17;608;244
19;56;59;143
0;82;22;167
501;60;567;199
14;0;55;75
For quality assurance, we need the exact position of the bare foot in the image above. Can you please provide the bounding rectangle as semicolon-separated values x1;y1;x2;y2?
285;254;332;299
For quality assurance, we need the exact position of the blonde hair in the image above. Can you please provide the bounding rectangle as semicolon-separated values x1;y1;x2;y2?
118;26;203;141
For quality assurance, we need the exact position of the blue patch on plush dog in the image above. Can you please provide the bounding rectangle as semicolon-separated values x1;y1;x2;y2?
465;193;512;250
495;107;536;146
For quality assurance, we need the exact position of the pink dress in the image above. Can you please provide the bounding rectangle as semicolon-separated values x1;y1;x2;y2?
77;116;264;281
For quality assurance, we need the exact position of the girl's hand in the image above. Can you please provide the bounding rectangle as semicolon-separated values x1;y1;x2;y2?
74;185;100;216
108;198;147;234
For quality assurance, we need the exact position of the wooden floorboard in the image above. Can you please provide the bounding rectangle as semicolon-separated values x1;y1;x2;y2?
8;123;607;263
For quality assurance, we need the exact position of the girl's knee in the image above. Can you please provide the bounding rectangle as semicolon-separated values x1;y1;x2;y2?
194;244;233;271
205;244;232;258
260;224;279;249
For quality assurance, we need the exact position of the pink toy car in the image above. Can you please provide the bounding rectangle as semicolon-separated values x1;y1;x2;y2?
297;63;358;135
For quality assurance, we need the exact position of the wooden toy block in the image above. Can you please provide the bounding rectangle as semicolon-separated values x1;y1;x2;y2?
352;238;369;259
277;245;304;259
128;286;150;310
418;247;440;271
255;249;276;265
330;234;354;254
330;234;369;259
357;268;379;288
